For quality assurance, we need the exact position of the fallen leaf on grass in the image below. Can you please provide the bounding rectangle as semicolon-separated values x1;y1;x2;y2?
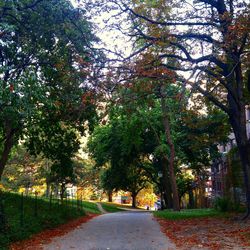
10;214;98;250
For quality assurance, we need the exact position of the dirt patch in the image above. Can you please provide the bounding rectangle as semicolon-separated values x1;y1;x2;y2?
156;217;250;250
10;213;98;250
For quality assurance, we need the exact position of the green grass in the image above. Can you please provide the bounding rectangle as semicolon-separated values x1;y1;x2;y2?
81;201;101;214
154;208;224;220
100;202;126;212
0;192;98;249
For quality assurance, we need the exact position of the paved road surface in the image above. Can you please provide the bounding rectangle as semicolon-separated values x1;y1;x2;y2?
43;211;175;250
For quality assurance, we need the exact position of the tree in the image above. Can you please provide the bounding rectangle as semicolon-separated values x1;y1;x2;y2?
0;0;101;179
84;0;250;216
25;119;82;200
89;79;230;209
1;145;44;193
88;108;152;208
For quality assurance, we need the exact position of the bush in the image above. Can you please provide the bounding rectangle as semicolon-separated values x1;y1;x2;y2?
213;197;233;212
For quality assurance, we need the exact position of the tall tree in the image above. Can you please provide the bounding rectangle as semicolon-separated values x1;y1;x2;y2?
0;0;101;179
88;109;152;208
84;0;250;216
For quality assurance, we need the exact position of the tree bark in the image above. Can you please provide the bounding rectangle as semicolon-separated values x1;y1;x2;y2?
161;96;180;211
0;127;17;179
161;157;173;208
60;183;66;202
188;190;195;208
131;192;137;208
108;190;112;202
226;59;250;218
228;106;250;217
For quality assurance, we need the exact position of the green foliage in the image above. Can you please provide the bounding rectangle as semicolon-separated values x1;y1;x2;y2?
176;109;231;170
176;172;193;199
1;146;44;192
154;209;223;220
0;0;101;178
25;122;81;186
88;108;152;195
213;197;234;212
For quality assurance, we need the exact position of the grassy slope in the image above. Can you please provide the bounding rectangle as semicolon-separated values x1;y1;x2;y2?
100;202;127;212
153;208;224;220
81;201;101;214
0;192;99;249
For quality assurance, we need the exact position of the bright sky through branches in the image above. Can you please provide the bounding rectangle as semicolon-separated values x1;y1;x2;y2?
71;0;133;59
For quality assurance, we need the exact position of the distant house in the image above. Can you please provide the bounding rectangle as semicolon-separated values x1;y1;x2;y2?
210;106;250;201
113;191;132;204
66;185;77;198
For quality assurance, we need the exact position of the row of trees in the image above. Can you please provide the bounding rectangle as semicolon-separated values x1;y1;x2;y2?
0;0;249;217
83;0;250;215
88;80;230;208
1;145;100;200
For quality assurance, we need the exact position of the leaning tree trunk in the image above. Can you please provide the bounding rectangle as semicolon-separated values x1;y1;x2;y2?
161;96;180;211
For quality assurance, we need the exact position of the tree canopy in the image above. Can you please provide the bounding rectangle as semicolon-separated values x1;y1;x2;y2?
0;0;102;178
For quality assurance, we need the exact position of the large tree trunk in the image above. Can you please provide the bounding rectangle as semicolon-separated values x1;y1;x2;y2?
228;104;250;217
161;96;180;211
161;157;173;209
108;190;112;202
131;192;137;208
60;183;66;202
188;190;195;208
226;60;250;218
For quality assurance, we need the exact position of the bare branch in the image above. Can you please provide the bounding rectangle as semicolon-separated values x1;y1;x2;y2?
191;81;230;114
124;4;217;27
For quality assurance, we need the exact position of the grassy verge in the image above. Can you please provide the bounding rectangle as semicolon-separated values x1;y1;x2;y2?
154;208;224;220
0;192;98;249
81;201;101;214
100;202;126;212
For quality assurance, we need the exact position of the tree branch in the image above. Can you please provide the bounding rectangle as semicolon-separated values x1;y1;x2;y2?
192;81;230;114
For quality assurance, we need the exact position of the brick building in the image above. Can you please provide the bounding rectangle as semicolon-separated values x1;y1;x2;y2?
210;106;250;199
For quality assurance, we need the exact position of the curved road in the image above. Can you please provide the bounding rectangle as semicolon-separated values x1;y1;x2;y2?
43;211;176;250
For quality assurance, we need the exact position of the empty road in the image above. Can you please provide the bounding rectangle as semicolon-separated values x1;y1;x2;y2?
43;211;175;250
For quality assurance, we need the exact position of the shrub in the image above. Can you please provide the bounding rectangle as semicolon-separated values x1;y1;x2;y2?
213;197;233;212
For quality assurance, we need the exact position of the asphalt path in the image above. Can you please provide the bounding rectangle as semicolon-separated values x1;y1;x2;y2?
43;211;176;250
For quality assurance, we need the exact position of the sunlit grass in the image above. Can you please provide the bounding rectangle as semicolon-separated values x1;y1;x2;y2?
81;200;101;214
154;208;224;220
100;202;126;212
